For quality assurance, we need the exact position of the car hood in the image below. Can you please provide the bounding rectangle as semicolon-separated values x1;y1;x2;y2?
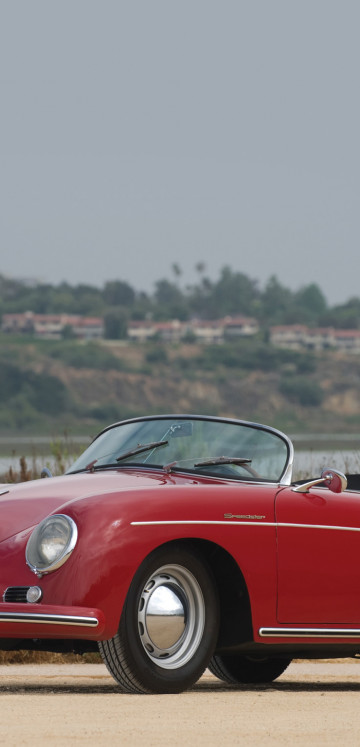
0;469;184;542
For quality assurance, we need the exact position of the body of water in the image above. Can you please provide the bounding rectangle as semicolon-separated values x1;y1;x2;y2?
0;435;359;482
0;435;90;478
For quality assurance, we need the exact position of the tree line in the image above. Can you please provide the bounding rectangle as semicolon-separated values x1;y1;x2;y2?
1;266;360;338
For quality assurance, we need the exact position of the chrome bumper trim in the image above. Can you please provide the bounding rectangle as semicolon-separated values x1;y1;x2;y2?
259;627;360;638
0;612;99;628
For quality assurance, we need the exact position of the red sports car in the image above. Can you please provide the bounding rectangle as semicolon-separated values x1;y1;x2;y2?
0;414;356;693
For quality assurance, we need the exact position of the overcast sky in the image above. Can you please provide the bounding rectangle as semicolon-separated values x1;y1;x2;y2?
1;1;359;305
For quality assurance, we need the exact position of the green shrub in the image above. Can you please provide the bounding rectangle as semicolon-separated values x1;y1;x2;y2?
197;342;316;374
0;362;24;399
0;363;68;417
145;347;168;364
27;373;68;415
48;342;125;370
279;376;324;406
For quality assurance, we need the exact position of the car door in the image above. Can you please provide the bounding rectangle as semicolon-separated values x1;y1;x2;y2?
275;485;360;624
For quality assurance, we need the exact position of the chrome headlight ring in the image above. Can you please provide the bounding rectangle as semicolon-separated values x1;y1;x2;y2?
26;514;78;577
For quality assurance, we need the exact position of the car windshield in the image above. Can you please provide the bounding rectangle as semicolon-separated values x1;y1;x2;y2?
68;416;293;483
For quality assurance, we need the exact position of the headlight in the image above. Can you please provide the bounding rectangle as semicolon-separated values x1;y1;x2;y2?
26;514;78;577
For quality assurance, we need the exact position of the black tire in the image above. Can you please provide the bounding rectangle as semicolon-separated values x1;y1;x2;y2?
99;545;219;694
209;653;291;684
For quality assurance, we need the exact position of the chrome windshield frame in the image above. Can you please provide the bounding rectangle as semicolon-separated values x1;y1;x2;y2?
67;414;294;485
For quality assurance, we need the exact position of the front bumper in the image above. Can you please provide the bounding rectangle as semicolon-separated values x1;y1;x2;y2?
0;603;105;639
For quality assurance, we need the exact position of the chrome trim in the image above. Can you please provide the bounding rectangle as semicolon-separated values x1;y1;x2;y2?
224;513;266;520
0;489;9;496
0;612;99;627
276;522;360;533
131;520;360;533
259;627;360;639
131;520;277;527
3;586;43;604
83;413;294;485
26;514;78;577
26;586;43;604
138;563;205;669
3;586;30;603
293;468;347;494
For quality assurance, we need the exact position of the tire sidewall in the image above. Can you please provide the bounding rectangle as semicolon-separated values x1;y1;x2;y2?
120;545;219;693
210;653;291;684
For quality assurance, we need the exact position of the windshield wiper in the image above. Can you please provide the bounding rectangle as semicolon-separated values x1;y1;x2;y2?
76;425;190;474
69;440;170;474
194;456;252;467
70;460;118;474
116;440;169;462
77;450;250;475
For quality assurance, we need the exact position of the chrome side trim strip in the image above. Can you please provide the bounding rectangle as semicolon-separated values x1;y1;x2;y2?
131;520;360;533
0;612;99;627
131;521;276;527
277;522;360;533
259;627;360;638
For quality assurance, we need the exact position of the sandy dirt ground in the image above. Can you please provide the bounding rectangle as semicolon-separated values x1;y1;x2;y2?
2;660;360;746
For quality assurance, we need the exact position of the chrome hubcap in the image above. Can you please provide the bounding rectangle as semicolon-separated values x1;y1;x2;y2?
138;564;205;669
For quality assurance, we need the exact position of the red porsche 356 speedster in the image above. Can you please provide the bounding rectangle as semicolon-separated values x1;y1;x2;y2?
0;414;358;693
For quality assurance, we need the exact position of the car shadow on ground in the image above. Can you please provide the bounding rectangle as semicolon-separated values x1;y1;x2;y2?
1;679;360;695
194;679;360;693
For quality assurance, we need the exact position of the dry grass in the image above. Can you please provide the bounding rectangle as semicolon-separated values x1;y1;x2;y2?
4;455;38;482
0;650;102;665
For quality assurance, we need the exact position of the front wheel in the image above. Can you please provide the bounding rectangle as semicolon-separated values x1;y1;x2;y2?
99;545;219;693
209;653;291;684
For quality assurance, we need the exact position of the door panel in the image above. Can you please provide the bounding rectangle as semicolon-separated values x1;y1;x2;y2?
276;487;360;624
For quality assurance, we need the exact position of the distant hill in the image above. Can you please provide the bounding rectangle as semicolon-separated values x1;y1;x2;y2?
0;336;359;437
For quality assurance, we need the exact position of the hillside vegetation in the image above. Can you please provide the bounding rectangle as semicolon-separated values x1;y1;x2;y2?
1;267;360;437
1;335;360;437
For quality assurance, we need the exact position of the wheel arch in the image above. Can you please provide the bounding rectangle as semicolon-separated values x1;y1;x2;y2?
144;537;253;650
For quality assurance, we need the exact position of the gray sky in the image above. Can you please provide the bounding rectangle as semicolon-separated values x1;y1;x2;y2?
1;0;359;305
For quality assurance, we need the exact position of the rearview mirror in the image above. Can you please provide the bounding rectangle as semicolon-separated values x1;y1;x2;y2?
321;468;347;493
169;422;193;438
293;468;347;494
